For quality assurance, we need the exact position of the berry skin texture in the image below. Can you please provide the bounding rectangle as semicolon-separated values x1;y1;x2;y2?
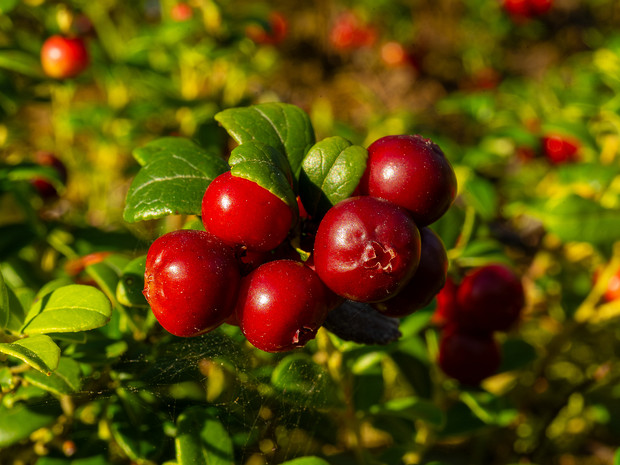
41;35;89;79
455;264;525;332
314;196;421;303
143;230;240;337
373;227;448;318
439;326;501;386
202;171;294;252
358;135;457;227
236;260;331;353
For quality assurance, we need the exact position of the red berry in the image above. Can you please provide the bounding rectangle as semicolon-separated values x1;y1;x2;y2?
358;135;457;227
170;3;193;22
372;227;448;317
329;12;376;51
202;171;294;252
439;326;501;386
542;134;580;165
30;151;68;199
314;196;421;303
236;260;331;352
246;12;288;45
143;230;240;337
605;269;620;302
455;264;524;332
432;276;458;326
41;35;89;79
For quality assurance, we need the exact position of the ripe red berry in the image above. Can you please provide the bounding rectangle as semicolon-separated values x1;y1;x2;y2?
432;276;458;326
143;230;240;337
170;3;193;22
314;196;421;303
595;266;620;303
455;264;524;332
438;326;501;386
30;151;68;199
329;12;376;51
358;135;457;227
41;35;89;79
202;171;294;252
246;12;288;45
541;134;580;165
372;227;448;317
236;260;331;352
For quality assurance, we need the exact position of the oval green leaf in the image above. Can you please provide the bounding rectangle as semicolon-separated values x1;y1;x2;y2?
229;141;297;212
5;285;26;333
0;334;60;374
124;138;229;222
21;285;112;335
176;406;235;465
0;269;9;329
0;401;61;448
215;102;315;179
23;357;82;395
132;136;204;166
299;136;368;219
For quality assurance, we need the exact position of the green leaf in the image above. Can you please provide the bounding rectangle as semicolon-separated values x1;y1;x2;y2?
36;456;110;465
35;278;74;302
299;136;368;219
0;366;13;391
5;286;25;333
0;50;43;78
215;102;315;179
21;285;112;335
370;397;444;427
85;261;122;304
520;194;620;245
615;447;620;465
116;256;148;308
280;457;332;465
176;406;235;465
0;335;60;374
0;269;9;329
23;357;82;395
124;139;229;222
271;353;340;408
459;391;518;426
498;338;538;372
0;0;19;14
132;137;206;166
228;141;297;210
0;401;61;448
462;175;498;221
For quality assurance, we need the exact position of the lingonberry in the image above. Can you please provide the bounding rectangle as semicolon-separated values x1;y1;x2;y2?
170;2;193;22
502;0;552;20
594;266;620;303
235;259;331;352
372;227;448;317
357;135;457;227
143;230;240;337
202;171;295;252
438;326;501;386
313;196;421;303
431;276;458;326
541;134;580;165
329;11;377;51
246;12;288;45
455;264;524;332
30;151;68;200
41;35;89;79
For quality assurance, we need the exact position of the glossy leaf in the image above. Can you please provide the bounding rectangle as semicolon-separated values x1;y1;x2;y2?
215;102;315;178
124;138;229;222
229;141;297;210
0;269;8;329
299;136;368;219
0;334;60;374
23;357;82;395
132;136;208;166
0;401;61;448
21;285;112;335
176;406;235;465
116;255;148;308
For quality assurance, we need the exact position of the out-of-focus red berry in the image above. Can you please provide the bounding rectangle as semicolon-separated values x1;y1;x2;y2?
542;134;580;165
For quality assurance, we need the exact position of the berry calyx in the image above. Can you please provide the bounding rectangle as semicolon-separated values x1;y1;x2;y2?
455;264;525;332
314;196;421;303
236;259;331;352
438;326;501;386
143;230;241;337
41;35;89;79
358;135;457;227
202;171;295;252
372;227;448;317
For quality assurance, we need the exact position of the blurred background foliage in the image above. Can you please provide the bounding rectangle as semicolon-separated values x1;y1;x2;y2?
1;0;620;464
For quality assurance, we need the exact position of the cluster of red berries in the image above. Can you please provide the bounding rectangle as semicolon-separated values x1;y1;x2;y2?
433;264;525;385
143;134;457;353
